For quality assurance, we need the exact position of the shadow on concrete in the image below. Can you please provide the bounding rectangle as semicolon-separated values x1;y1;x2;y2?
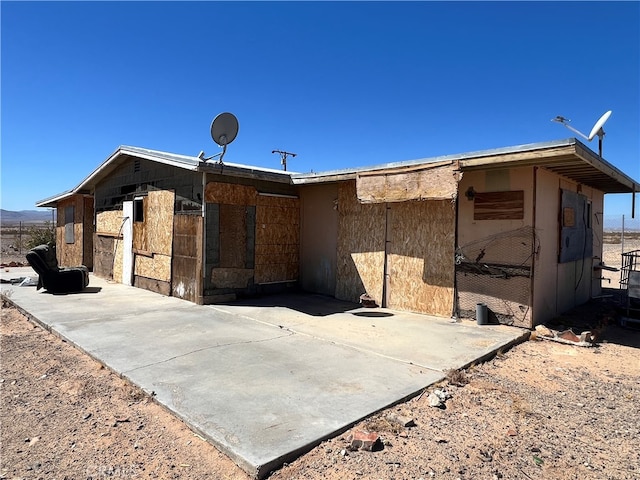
48;286;103;295
352;311;394;318
223;293;359;317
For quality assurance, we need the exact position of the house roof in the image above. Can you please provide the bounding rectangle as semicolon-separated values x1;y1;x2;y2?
37;138;637;208
292;138;638;194
36;145;294;207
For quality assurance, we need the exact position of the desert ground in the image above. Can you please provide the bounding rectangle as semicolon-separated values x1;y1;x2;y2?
1;226;640;479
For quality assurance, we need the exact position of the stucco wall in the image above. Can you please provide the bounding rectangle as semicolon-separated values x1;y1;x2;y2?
456;167;535;327
299;183;339;296
533;169;603;324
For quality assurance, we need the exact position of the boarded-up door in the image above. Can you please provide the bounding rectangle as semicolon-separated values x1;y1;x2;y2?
386;201;456;316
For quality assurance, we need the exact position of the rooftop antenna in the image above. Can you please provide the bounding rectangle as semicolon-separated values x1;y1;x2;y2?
551;110;612;157
198;112;239;163
272;149;297;171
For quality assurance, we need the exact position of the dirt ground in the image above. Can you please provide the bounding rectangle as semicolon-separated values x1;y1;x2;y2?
2;291;639;480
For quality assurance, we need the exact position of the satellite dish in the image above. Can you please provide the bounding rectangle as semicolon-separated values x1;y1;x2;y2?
201;112;239;164
551;110;612;157
210;112;239;147
588;110;612;141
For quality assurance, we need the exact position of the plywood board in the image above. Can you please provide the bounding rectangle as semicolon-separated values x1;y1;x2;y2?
254;195;300;285
220;204;247;268
113;236;124;283
96;210;124;235
335;181;386;304
146;190;175;255
356;163;460;203
205;182;257;205
387;200;455;316
134;253;171;283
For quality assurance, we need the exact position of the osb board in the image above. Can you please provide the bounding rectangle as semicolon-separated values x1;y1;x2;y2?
113;236;124;283
254;195;300;285
257;194;300;208
172;214;202;303
256;205;300;225
219;204;247;268
457;273;531;328
93;235;115;279
146;190;175;256
96;210;124;235
356;163;460;203
205;182;257;205
55;224;84;268
210;268;254;289
133;220;147;251
134;253;171;283
386;200;456;316
335;181;386;304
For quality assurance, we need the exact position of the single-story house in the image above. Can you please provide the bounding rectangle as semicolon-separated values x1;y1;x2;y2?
37;138;638;328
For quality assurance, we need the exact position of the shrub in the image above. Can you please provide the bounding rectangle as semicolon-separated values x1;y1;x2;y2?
24;221;56;250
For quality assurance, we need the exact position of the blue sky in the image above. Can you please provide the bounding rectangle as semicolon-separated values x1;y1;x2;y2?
2;1;639;215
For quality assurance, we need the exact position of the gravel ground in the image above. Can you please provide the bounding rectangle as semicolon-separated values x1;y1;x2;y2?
2;293;639;480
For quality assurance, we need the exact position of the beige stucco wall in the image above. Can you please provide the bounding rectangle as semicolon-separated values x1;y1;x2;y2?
532;168;604;324
457;167;535;326
299;183;339;296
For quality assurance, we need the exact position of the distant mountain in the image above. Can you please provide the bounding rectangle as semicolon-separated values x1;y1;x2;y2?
1;209;56;224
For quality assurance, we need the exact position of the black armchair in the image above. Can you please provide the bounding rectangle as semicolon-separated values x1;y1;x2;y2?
26;244;89;294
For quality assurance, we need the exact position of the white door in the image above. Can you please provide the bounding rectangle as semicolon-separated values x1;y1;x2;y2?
122;201;134;286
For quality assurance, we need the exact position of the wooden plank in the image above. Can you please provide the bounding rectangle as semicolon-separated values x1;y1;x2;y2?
474;191;524;220
134;275;171;296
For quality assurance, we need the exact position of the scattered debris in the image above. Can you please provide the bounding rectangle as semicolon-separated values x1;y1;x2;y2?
359;293;378;308
428;389;452;409
532;324;596;347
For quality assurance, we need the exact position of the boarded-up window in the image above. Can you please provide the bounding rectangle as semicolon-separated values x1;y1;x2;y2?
474;191;524;220
64;206;75;244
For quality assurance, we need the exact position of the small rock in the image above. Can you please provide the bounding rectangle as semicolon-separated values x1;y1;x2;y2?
83;413;92;420
340;448;347;456
386;413;416;428
428;393;444;408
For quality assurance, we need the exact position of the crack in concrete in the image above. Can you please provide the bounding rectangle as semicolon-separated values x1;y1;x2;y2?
123;331;296;374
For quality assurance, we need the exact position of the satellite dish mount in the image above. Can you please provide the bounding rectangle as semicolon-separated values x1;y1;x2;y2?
200;112;239;164
551;110;612;157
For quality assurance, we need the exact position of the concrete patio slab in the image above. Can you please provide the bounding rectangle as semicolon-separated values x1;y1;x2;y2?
1;267;528;478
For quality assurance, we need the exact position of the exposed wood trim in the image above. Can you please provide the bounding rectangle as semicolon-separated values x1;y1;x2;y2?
95;231;123;238
132;248;153;258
